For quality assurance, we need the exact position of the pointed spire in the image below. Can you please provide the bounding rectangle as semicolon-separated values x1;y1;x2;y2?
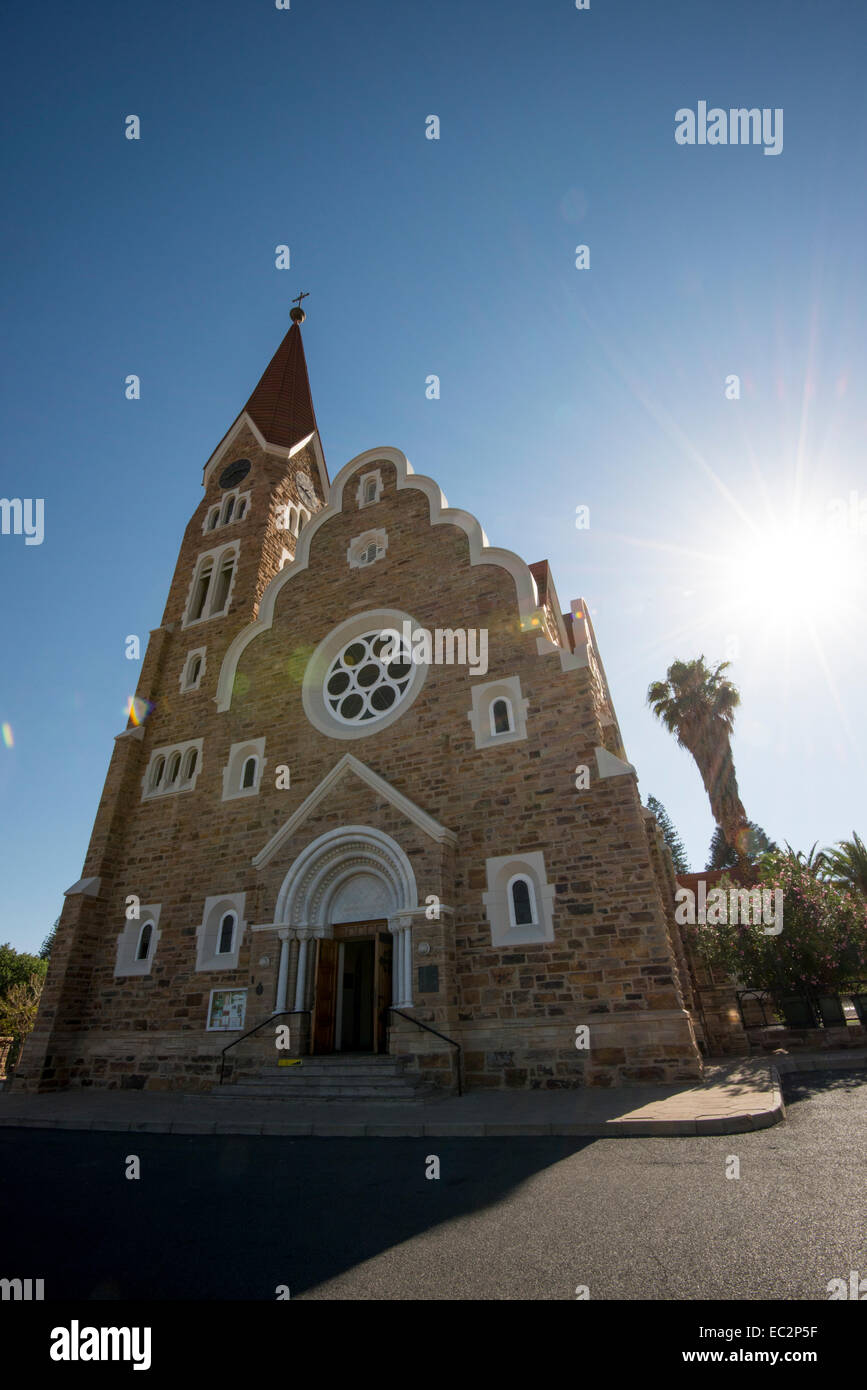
243;305;318;452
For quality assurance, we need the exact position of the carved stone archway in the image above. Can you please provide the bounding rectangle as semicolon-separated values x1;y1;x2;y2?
274;825;417;929
273;826;419;1018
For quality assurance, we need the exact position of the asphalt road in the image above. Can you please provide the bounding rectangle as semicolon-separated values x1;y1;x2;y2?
1;1069;865;1300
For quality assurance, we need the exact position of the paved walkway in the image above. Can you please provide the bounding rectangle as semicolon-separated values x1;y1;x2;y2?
0;1058;794;1136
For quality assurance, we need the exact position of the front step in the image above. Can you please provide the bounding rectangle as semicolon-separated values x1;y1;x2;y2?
217;1053;441;1102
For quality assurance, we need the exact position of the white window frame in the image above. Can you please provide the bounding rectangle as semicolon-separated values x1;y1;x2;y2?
356;468;383;508
468;675;529;750
183;542;240;627
115;903;162;977
203;490;250;534
278;504;299;536
222;737;266;801
483;852;555;947
180;647;207;693
197;893;246;973
301;609;427;741
347;528;388;570
142;738;204;800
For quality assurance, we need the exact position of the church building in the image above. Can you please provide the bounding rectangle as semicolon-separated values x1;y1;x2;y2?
16;306;705;1096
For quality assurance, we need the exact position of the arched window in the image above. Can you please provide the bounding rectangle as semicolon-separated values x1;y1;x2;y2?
298;509;309;533
491;697;512;736
508;875;537;927
211;554;234;614
207;508;219;531
236;498;247;521
167;752;181;785
241;755;257;789
190;562;213;621
136;921;154;961
217;912;236;955
189;656;202;687
364;477;377;503
150;756;165;790
183;748;198;781
222;495;235;525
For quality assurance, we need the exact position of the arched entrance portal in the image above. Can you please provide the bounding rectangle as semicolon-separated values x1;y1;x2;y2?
275;827;418;1055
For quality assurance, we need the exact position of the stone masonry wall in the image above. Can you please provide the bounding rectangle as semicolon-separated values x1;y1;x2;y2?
18;445;703;1091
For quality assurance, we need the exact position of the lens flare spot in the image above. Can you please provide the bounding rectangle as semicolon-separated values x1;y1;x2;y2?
1;722;13;748
286;646;314;684
126;697;153;726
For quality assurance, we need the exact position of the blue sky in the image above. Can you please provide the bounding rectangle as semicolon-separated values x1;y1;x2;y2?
1;0;865;953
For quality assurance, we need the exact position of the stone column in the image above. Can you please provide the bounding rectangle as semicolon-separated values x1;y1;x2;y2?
294;930;312;1012
401;919;413;1007
274;929;291;1014
389;919;404;1007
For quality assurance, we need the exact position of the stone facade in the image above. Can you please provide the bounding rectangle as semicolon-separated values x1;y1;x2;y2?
15;322;705;1095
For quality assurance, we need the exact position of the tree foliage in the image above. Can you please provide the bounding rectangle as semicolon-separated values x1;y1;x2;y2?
707;822;777;870
39;919;59;960
0;943;48;996
646;795;690;872
647;656;750;861
824;833;867;899
686;851;867;996
0;944;48;1071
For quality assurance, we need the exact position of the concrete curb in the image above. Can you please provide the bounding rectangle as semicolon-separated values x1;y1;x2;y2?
0;1105;785;1139
0;1059;795;1138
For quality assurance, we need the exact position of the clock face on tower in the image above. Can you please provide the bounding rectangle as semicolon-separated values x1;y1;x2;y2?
296;470;316;509
219;458;251;490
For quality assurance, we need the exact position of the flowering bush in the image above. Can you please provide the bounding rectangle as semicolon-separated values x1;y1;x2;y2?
686;853;867;996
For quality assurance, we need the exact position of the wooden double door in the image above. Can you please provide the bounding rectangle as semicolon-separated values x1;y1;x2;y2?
312;926;392;1054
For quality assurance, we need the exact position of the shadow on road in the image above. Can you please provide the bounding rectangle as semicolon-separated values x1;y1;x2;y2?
780;1068;867;1107
0;1129;593;1299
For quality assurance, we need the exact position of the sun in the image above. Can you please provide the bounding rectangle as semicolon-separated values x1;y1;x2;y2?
728;512;865;631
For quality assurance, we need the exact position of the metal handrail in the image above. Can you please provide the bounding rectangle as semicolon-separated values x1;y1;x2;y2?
389;1007;463;1096
219;1009;311;1084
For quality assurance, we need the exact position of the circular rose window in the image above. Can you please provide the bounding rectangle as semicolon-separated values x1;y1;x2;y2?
325;631;413;725
302;609;427;739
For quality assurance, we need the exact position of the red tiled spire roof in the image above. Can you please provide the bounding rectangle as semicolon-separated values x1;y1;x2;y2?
243;319;319;452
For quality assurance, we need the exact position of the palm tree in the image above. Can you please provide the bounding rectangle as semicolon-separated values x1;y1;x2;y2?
647;656;750;861
823;833;867;898
780;841;828;877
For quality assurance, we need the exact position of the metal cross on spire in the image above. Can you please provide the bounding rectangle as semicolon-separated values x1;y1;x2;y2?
290;290;310;324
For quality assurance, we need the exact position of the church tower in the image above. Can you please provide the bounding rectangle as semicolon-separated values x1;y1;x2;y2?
17;305;705;1095
15;308;329;1091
